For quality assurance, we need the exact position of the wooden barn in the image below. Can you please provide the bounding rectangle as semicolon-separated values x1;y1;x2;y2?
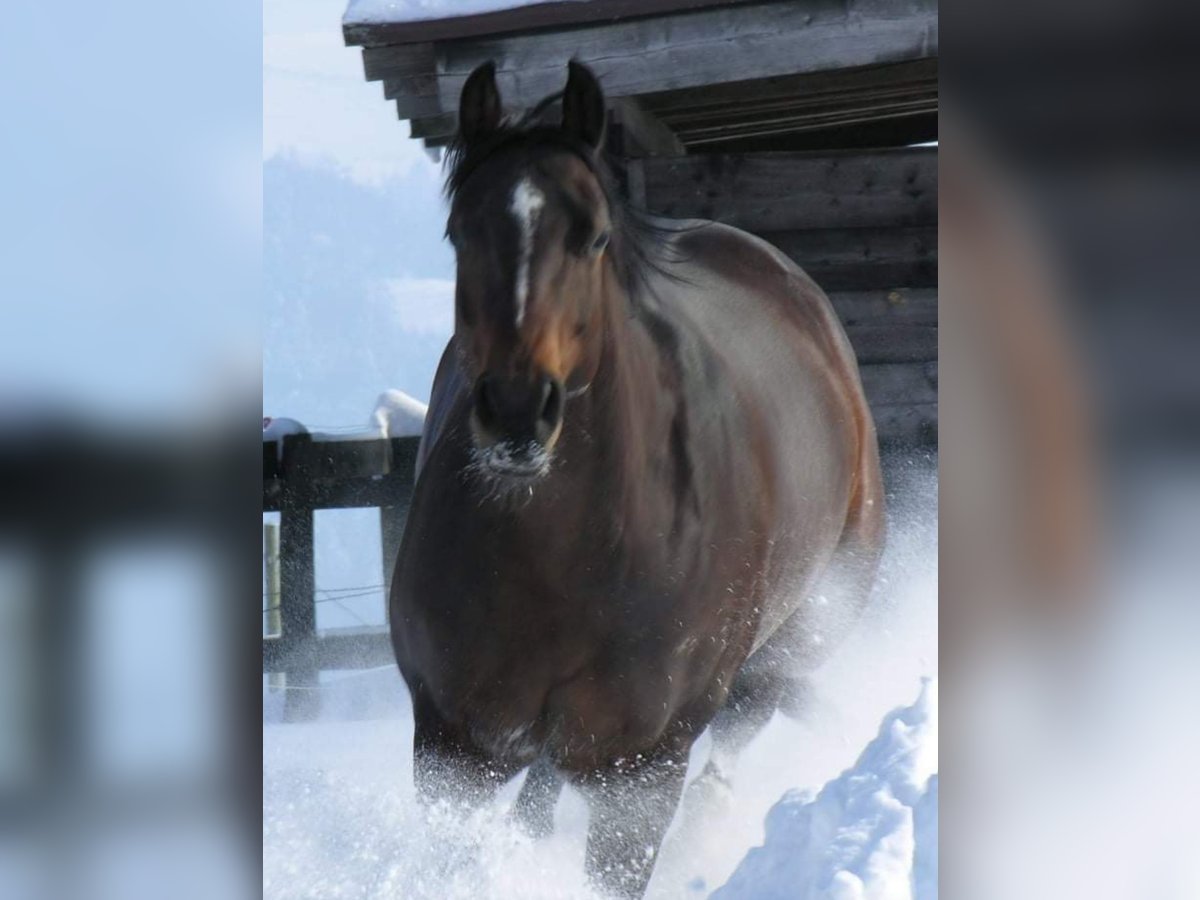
343;0;938;446
262;0;938;716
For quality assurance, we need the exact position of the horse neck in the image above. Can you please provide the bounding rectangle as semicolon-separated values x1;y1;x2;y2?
581;262;679;498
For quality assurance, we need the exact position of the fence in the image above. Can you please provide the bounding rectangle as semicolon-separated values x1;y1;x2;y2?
262;433;419;721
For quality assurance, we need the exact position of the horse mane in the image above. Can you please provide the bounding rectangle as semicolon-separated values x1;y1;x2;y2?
443;104;690;305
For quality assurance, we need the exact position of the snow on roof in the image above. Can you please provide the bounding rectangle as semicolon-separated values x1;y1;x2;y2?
343;0;590;27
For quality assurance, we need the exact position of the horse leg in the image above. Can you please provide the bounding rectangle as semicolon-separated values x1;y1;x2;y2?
409;685;517;809
510;756;564;838
691;661;792;799
576;748;690;898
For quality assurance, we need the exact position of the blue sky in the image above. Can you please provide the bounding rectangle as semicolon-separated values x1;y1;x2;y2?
264;0;456;426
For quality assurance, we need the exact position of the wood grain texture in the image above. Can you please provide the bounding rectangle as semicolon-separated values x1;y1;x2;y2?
826;287;937;327
768;225;937;290
869;401;937;445
430;0;938;111
641;148;937;230
845;324;937;364
362;42;436;80
859;361;938;406
345;0;760;47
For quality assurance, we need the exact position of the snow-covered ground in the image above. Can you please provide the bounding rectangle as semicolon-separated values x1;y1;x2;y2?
262;453;937;899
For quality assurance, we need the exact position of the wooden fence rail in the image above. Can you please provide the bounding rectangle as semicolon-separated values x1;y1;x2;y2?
262;434;418;720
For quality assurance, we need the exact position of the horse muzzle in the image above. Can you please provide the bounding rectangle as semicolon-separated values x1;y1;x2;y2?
469;372;564;476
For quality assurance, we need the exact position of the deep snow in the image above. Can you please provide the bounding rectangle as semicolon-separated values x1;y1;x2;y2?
712;680;937;900
262;454;937;899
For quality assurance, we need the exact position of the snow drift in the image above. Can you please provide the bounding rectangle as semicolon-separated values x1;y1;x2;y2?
713;680;938;900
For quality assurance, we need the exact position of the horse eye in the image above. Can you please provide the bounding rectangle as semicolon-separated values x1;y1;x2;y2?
590;230;610;255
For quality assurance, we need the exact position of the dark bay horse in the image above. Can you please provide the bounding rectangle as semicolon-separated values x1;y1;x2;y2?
391;60;885;897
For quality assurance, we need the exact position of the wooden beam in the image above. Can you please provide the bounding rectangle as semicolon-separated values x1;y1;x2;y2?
409;113;457;139
675;100;938;147
263;437;420;512
432;0;937;113
826;287;937;327
693;114;937;153
394;95;446;122
645;63;939;146
345;0;758;47
859;361;938;407
263;628;394;673
640;148;937;231
382;73;437;101
278;499;317;720
845;324;937;364
871;401;937;446
766;225;938;291
362;42;435;81
639;59;938;118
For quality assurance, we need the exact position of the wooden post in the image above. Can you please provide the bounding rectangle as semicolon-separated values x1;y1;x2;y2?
263;523;285;692
279;447;319;721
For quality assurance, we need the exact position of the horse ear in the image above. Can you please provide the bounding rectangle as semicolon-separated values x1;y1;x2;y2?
562;60;606;153
459;61;502;144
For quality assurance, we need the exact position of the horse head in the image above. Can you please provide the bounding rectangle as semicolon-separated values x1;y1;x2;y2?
445;61;615;481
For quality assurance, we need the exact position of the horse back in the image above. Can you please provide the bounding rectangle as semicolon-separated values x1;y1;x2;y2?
659;220;884;649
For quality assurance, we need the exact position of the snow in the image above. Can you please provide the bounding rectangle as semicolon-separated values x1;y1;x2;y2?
711;680;938;900
372;388;427;438
263;454;937;900
345;0;593;27
262;415;309;443
263;389;426;446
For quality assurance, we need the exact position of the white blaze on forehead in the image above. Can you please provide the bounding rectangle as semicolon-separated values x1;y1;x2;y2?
509;177;545;328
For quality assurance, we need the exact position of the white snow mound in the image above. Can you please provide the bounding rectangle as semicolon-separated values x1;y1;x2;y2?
372;388;427;438
263;390;426;448
712;679;938;900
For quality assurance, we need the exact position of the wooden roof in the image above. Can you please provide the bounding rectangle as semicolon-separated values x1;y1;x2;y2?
343;0;938;154
343;0;755;46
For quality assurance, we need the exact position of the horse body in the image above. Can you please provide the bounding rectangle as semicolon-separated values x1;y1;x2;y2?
389;61;883;897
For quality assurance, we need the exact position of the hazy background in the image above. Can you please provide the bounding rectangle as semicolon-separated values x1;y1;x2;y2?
263;0;458;634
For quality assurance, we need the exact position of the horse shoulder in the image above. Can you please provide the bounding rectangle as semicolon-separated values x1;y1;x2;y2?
415;338;469;476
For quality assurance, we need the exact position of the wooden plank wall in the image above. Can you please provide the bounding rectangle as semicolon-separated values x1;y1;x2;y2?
636;146;938;445
354;0;938;148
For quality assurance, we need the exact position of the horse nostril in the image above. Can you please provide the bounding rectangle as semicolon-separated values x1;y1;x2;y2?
475;374;563;443
539;378;564;428
474;376;500;432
